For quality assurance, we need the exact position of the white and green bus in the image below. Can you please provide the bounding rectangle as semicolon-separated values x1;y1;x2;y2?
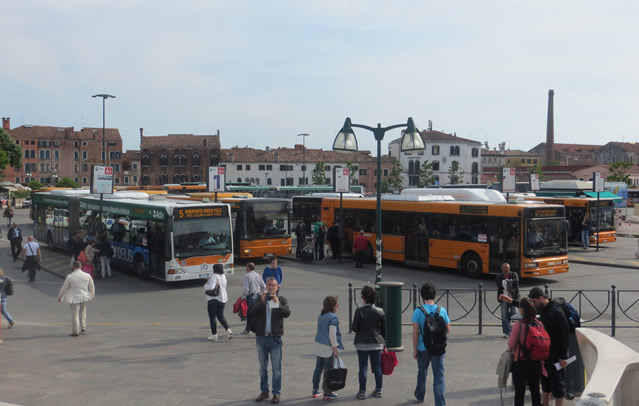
31;190;234;281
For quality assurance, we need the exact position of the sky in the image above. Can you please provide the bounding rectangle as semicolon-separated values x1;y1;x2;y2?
2;1;639;155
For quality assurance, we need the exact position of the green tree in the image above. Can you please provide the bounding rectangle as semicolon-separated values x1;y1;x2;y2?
0;128;22;180
345;161;357;186
312;162;327;185
28;180;43;190
608;161;631;184
448;160;465;184
417;161;435;187
529;164;544;181
381;158;403;193
56;177;81;188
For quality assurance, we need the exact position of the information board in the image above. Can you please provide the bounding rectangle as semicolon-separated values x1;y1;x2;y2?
91;165;114;194
334;167;350;193
593;171;605;192
530;173;540;191
208;167;226;192
502;167;516;193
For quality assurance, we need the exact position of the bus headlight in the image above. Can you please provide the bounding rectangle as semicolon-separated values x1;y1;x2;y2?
524;262;538;268
244;249;252;255
223;263;233;270
562;259;569;264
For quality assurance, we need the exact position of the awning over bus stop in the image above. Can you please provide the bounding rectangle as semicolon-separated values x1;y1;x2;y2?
584;191;623;202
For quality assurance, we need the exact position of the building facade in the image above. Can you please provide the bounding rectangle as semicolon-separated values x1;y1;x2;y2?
529;142;600;166
121;150;141;186
594;142;639;165
389;130;482;187
3;117;123;187
139;129;221;186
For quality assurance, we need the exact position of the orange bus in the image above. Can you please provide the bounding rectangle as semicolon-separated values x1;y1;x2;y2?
320;195;569;278
525;197;616;245
169;193;292;259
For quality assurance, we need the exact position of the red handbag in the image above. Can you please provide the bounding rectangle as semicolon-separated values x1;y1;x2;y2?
381;347;398;375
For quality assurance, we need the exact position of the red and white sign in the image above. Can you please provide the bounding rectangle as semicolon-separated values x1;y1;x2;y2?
502;167;516;193
334;167;350;193
208;166;226;192
91;165;114;194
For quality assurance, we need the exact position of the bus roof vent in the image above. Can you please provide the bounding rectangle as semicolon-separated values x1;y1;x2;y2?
48;189;91;196
100;192;149;200
149;195;166;201
401;188;505;202
382;194;455;201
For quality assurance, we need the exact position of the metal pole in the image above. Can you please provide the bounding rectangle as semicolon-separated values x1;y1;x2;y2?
339;192;344;262
102;97;106;165
611;284;616;336
375;129;382;284
596;192;600;252
348;282;353;333
478;283;483;335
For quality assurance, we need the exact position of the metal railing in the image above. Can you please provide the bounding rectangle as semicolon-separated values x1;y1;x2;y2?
347;283;639;336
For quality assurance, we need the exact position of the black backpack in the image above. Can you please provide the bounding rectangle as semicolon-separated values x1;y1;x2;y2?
3;277;14;296
419;305;448;355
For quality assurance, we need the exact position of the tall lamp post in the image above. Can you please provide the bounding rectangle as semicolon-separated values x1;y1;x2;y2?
92;94;116;165
297;133;310;185
332;117;424;283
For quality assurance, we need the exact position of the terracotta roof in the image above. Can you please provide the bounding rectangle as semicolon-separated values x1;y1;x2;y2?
9;125;121;141
554;143;601;153
141;134;220;148
221;146;390;164
390;130;481;145
606;142;639;153
124;150;141;159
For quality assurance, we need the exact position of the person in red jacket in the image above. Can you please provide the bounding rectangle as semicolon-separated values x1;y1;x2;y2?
352;229;368;268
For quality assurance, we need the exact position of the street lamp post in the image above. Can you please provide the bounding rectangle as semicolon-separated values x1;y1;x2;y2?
332;117;424;283
92;94;116;165
297;133;310;185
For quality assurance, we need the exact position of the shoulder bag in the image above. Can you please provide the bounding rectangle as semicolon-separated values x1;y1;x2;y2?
205;276;220;297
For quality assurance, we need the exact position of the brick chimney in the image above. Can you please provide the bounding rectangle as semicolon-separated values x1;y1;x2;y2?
546;89;555;163
140;128;144;146
2;117;10;131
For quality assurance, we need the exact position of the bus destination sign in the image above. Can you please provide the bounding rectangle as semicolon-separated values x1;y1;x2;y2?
460;205;488;215
532;208;561;218
175;207;227;219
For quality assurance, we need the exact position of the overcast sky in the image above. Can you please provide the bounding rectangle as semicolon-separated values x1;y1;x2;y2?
2;1;638;155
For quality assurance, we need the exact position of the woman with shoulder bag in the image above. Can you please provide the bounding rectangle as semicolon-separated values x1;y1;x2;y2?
204;264;231;341
507;298;543;406
352;285;386;399
82;240;97;278
311;295;344;400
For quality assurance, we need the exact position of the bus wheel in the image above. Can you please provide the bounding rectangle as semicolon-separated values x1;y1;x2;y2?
135;257;149;279
461;253;482;278
47;232;53;250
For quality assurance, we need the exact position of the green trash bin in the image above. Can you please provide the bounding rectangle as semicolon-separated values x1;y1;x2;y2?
377;281;404;351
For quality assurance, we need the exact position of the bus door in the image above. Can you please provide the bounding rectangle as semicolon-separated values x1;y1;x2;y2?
500;219;521;275
405;213;428;264
147;220;165;278
566;207;586;243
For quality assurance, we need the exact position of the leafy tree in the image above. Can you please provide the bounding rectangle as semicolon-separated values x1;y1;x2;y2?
345;160;357;185
448;160;465;184
56;177;81;188
312;162;326;185
608;161;631;184
28;180;43;190
0;128;22;180
381;158;403;193
417;161;435;187
529;164;544;181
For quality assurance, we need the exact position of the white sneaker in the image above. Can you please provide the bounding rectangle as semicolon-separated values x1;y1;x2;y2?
207;334;218;341
227;329;233;340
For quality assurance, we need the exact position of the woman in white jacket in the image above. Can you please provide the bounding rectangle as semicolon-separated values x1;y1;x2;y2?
204;264;231;341
57;260;95;336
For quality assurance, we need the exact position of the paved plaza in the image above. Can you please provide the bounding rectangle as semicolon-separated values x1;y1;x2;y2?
2;208;639;405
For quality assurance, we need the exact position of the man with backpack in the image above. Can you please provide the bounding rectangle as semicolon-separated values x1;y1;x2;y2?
502;287;572;406
8;223;22;262
294;218;307;258
411;282;450;405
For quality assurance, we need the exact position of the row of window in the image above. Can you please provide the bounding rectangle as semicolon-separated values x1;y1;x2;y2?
141;155;219;167
407;145;480;157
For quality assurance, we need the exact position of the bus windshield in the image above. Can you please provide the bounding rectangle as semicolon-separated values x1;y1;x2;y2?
173;217;232;259
246;202;290;239
590;206;615;231
524;218;567;257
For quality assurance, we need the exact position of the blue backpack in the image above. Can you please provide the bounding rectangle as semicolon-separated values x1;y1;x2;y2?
552;298;581;333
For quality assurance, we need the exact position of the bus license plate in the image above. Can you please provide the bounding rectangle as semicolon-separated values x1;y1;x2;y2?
264;253;274;257
547;270;555;274
199;273;210;278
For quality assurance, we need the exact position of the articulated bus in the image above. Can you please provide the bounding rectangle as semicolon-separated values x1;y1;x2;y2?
168;193;292;259
525;196;616;245
320;195;569;278
226;185;366;198
31;190;234;281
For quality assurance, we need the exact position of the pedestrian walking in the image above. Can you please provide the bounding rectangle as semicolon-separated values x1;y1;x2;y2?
581;213;591;249
82;240;97;278
314;222;327;261
352;285;386;400
57;261;95;336
295;218;307;258
96;235;113;279
412;282;451;405
250;277;290;404
0;268;16;329
262;256;283;290
3;206;13;227
8;223;22;262
352;230;368;268
20;236;41;283
204;264;232;341
508;297;543;406
328;221;341;260
241;262;265;334
67;231;82;266
496;262;519;338
311;295;344;400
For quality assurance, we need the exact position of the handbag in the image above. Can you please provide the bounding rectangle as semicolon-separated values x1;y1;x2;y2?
381;347;399;375
205;276;220;297
322;356;348;392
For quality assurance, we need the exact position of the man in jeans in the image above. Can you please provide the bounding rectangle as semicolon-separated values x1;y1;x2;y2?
411;282;451;405
249;277;290;404
496;262;519;338
241;262;265;334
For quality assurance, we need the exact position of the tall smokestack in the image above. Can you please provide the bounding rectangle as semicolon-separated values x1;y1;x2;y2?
2;117;10;131
546;89;554;164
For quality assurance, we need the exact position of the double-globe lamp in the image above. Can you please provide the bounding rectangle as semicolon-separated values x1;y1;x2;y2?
332;117;425;284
